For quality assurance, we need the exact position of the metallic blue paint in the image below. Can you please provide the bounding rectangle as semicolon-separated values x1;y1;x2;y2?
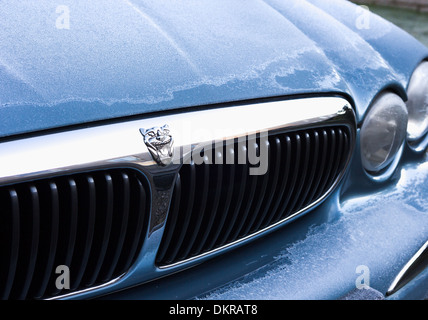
1;0;428;300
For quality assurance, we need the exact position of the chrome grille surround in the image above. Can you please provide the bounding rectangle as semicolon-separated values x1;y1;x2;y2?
0;96;356;299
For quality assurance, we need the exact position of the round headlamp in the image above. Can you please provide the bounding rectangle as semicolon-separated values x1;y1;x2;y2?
406;61;428;145
360;92;408;175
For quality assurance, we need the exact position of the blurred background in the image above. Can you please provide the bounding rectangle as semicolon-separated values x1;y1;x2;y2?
351;0;428;46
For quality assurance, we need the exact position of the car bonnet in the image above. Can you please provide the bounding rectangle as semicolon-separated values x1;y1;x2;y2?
0;0;427;138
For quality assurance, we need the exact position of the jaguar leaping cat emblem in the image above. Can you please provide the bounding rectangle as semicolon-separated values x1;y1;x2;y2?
140;125;174;166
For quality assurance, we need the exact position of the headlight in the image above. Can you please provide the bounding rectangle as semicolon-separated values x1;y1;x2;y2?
406;61;428;144
360;92;408;174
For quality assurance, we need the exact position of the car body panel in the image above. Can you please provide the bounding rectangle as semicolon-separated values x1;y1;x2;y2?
1;0;427;138
1;0;428;301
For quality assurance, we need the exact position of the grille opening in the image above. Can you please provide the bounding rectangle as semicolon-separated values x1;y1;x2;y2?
0;168;149;300
157;126;351;266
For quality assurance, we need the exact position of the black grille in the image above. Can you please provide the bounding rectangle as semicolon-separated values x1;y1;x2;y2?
0;168;149;300
157;126;351;266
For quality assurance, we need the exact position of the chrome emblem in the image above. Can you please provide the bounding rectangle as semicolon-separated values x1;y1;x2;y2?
140;125;174;166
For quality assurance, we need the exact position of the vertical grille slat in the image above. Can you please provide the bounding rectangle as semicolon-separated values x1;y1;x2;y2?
191;164;223;255
289;133;311;215
252;137;281;232
0;168;149;300
205;147;236;251
178;163;210;260
156;175;182;263
307;129;329;204
71;176;96;291
100;172;131;281
158;125;352;266
262;135;291;228
328;128;344;190
341;131;350;171
1;189;20;300
49;178;79;297
241;140;271;237
296;132;319;210
164;163;196;264
301;131;321;208
17;186;40;300
84;173;114;287
64;178;79;268
314;129;336;200
215;160;248;247
274;133;302;223
33;182;60;299
119;176;147;273
229;161;258;242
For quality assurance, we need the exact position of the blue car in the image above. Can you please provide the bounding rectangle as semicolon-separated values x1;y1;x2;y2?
0;0;427;300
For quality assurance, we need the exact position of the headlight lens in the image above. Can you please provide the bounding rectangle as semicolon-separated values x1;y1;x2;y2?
406;61;428;142
361;92;408;173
